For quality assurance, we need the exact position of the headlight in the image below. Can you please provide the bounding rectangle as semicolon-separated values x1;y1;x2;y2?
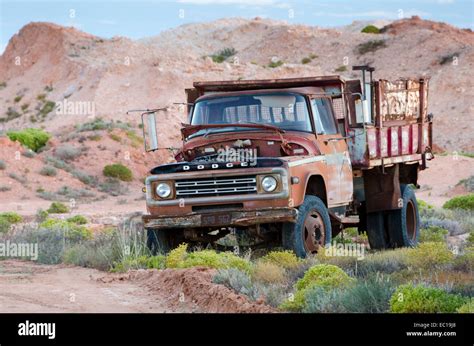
261;176;278;192
156;182;172;198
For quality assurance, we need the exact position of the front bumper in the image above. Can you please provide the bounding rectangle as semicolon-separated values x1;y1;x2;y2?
142;207;297;230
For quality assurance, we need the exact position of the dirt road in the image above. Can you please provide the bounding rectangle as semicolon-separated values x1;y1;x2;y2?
0;260;168;313
0;260;274;313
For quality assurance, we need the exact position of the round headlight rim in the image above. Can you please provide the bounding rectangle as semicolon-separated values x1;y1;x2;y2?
156;182;172;198
261;175;278;193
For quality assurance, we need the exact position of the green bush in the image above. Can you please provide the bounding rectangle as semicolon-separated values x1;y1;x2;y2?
443;194;474;211
0;212;23;223
361;25;380;34
457;298;474;313
112;255;166;272
304;275;395;313
356;39;387;55
165;243;188;268
0;218;11;233
261;250;300;269
181;250;252;272
39;165;57;177
210;47;237;63
268;60;284;68
406;242;453;270
280;264;354;311
419;226;448;243
390;284;466;313
7;128;51;152
40;218;92;241
47;202;69;214
103;163;133;182
67;215;88;225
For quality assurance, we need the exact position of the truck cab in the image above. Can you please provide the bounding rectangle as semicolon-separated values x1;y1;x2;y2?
141;68;433;257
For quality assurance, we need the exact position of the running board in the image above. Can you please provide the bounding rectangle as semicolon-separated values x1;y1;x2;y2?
329;212;359;226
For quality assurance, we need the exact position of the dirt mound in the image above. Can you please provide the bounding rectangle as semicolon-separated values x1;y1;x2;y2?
116;267;275;313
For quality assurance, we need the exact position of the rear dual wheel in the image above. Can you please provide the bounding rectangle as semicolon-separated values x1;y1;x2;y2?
366;184;420;249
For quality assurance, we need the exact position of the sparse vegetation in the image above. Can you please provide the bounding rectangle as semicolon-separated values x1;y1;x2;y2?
103;163;133;182
301;57;311;64
47;202;69;214
268;60;284;68
7;128;51;152
67;215;88;225
8;172;27;184
1;107;22;122
439;52;459;65
443;194;474;211
55;144;82;161
39;165;57;177
457;176;474;192
14;95;23;103
356;39;387;55
0;160;6;170
335;65;348;72
210;47;237;63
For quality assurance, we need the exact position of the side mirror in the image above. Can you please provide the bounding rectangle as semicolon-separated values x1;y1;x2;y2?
141;112;159;152
355;99;371;124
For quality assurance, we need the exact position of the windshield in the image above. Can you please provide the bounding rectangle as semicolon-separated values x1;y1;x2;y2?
190;93;312;137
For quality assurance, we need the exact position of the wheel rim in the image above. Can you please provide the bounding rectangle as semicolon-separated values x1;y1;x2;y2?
406;200;416;241
303;209;326;254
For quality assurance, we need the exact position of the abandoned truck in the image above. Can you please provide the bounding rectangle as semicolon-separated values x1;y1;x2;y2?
139;66;434;257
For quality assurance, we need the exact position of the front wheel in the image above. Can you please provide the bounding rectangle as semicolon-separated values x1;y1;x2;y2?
146;229;183;255
282;195;332;258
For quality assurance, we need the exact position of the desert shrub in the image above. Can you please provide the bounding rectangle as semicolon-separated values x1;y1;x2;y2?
7;128;51;152
419;226;448;243
165;243;188;268
301;57;311;64
28;228;66;264
125;130;143;147
457;176;474;192
421;217;464;236
210;47;237;63
356;39;386;55
0;212;23;224
40;218;92;241
456;298;474;313
181;249;252;272
98;178;129;196
35;209;49;222
67;215;88;225
268;60;284;68
390;284;466;313
252;261;286;284
71;169;98;187
44;155;73;172
39;100;56;117
22;149;35;158
47;202;69;214
468;233;474;245
57;186;95;199
109;133;121;142
356;248;409;276
439;52;459;65
112;255;166;272
406;242;453;270
452;247;474;272
280;264;354;311
39;165;57;177
0;185;12;192
443;194;474;211
335;65;347;72
8;172;27;184
261;250;300;269
1;107;21;122
14;95;23;103
304;275;395;313
0;160;5;170
55;145;81;161
0;218;11;233
103;163;133;182
361;25;380;34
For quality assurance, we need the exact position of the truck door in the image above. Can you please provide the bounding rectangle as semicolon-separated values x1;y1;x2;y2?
310;97;353;207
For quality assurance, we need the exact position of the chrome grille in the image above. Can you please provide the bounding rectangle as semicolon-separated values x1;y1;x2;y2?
175;175;257;198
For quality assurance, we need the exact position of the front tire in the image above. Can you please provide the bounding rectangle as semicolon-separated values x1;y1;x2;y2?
146;229;172;255
282;195;331;258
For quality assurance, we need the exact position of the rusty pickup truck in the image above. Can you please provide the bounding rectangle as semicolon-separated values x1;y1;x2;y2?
139;65;434;257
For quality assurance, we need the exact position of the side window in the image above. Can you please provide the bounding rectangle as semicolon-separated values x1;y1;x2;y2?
311;98;337;135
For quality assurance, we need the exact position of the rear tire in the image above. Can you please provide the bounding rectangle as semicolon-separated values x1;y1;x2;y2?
388;184;420;247
282;195;331;258
366;211;389;250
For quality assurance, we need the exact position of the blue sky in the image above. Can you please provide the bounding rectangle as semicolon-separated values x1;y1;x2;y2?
0;0;473;53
